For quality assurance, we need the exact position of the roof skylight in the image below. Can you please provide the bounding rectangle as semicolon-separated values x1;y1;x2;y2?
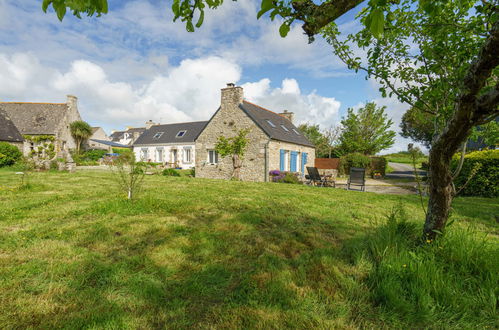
176;130;187;137
280;125;289;132
152;132;164;139
292;128;300;135
266;120;276;128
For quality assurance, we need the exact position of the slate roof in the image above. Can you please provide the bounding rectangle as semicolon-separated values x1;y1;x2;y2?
0;102;68;135
110;127;146;141
133;121;208;145
90;139;130;148
240;101;314;147
0;109;23;142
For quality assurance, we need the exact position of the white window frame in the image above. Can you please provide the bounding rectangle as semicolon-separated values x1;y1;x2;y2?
176;130;187;138
207;150;219;165
266;120;276;128
280;125;289;132
156;148;164;162
140;148;148;161
184;148;192;163
284;151;290;171
153;132;164;140
292;128;300;135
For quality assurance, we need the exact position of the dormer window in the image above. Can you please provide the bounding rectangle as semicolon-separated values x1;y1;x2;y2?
266;120;276;128
176;130;187;137
153;132;164;140
292;128;300;135
280;125;289;132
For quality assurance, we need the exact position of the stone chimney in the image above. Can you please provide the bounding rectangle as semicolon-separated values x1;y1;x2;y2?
145;120;156;129
221;83;244;110
279;110;294;123
66;94;78;112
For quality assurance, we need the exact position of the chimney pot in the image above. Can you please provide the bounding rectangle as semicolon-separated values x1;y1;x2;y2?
279;110;294;123
226;83;235;88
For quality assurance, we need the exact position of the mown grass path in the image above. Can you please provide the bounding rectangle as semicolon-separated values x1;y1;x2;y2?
0;169;497;328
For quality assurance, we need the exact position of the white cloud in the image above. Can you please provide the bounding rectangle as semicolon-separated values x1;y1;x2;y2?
242;78;341;128
0;52;341;135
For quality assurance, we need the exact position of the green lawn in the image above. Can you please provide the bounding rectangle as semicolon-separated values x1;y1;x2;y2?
384;152;428;168
0;169;497;329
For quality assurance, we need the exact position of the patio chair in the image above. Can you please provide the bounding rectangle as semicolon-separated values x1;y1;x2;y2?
306;167;327;187
348;167;366;191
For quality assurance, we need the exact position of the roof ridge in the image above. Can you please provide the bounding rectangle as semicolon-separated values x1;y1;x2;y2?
0;102;67;105
243;100;286;118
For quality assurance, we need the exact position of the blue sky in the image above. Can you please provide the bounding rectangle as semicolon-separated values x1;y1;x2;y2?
0;0;417;153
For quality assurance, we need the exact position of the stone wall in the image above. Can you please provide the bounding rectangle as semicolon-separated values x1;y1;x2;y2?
55;95;82;153
268;140;315;178
195;85;270;182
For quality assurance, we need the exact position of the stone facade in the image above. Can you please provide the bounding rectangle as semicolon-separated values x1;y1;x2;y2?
268;140;315;178
195;85;315;182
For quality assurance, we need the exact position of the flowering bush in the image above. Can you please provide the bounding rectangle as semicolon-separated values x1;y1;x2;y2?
269;170;301;184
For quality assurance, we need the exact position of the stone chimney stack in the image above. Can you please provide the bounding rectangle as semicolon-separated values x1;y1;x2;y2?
221;83;244;110
279;110;294;123
66;94;78;111
145;120;156;129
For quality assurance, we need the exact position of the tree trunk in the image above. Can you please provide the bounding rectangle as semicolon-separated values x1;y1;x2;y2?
232;154;242;180
423;20;499;239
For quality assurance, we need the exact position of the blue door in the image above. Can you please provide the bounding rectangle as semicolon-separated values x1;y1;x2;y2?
279;149;285;171
290;151;298;172
301;152;308;174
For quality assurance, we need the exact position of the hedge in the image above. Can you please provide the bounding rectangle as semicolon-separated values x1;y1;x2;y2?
0;142;22;167
339;153;387;177
451;149;498;197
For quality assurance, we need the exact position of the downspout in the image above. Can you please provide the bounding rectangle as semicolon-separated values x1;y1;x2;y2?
264;140;270;182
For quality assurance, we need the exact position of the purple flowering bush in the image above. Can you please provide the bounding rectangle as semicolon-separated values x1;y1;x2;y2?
269;170;301;184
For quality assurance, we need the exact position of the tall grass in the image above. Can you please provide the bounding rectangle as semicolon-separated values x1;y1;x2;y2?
349;207;499;328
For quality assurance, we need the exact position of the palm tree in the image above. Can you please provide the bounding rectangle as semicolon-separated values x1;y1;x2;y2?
70;121;93;154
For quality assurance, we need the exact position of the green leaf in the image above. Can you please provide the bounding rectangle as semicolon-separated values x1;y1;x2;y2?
196;10;204;28
42;0;52;13
186;21;194;32
279;23;290;37
257;0;274;19
369;9;385;38
100;0;108;14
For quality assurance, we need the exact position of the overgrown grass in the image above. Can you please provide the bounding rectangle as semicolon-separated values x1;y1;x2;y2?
0;168;497;328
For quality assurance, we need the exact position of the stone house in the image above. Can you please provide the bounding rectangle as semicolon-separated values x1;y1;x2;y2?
87;127;113;151
0;95;82;157
133;121;208;169
195;84;315;182
0;109;24;150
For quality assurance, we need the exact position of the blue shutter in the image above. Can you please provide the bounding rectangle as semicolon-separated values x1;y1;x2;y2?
290;152;298;172
301;152;308;173
279;149;285;171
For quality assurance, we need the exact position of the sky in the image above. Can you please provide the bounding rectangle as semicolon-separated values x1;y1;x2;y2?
0;0;421;153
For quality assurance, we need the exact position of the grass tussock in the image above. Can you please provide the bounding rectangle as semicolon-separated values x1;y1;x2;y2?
0;168;497;329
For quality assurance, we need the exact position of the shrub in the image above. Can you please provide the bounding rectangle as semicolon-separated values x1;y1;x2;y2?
451;149;499;197
84;149;107;161
189;167;195;177
339;152;371;175
0;142;22;167
370;156;387;177
269;170;301;184
162;168;181;177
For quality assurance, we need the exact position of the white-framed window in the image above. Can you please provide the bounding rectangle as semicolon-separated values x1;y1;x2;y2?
292;128;300;135
284;151;290;171
176;130;187;138
140;148;148;160
156;148;164;162
208;150;219;165
280;125;289;132
184;148;192;163
153;132;164;140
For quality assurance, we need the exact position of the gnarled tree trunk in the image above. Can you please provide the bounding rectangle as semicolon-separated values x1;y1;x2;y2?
423;20;499;239
232;154;242;180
